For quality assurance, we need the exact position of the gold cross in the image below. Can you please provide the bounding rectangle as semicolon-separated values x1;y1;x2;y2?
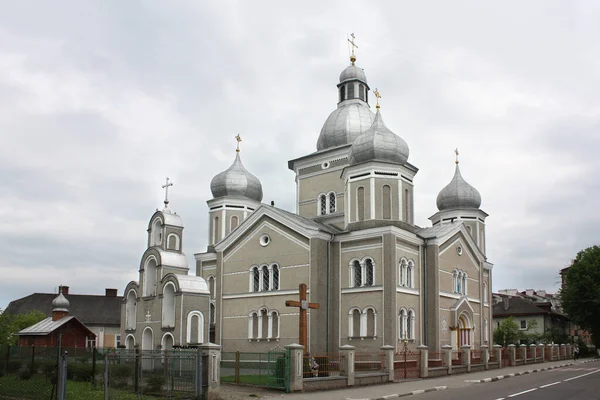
373;88;382;109
235;134;242;152
455;148;459;164
347;33;358;64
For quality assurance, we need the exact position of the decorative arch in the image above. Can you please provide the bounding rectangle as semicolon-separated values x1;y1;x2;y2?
207;275;216;299
161;332;174;350
230;215;239;231
398;307;408;340
249;266;260;292
166;233;180;251
269;310;280;339
362;306;377;337
144;256;158;297
399;258;408;287
382;185;392;219
161;282;176;328
407;259;415;288
142;326;154;351
186;311;204;345
125;334;136;349
458;312;472;347
363;257;375;286
348;307;362;338
151;217;163;246
125;289;137;330
407;308;416;340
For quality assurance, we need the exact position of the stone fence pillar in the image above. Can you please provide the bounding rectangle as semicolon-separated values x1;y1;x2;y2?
339;345;355;386
381;345;395;382
508;344;516;366
530;344;537;363
494;344;502;367
199;343;221;390
285;344;304;392
481;345;489;370
540;344;545;362
418;345;428;378
461;345;471;372
560;344;566;359
520;344;527;364
442;345;453;375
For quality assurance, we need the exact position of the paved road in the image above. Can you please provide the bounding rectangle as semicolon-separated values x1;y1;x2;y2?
405;362;600;400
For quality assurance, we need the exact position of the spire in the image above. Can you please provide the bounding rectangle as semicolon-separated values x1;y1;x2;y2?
347;33;358;65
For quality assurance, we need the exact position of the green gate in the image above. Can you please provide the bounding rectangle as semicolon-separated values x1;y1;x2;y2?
266;349;289;392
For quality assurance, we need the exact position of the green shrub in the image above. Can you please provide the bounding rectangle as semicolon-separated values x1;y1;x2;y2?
110;363;133;388
68;363;94;382
19;367;32;380
146;373;165;393
7;360;22;373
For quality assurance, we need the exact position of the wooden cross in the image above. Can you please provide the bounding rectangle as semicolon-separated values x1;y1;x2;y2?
285;283;319;352
235;134;242;152
162;177;173;206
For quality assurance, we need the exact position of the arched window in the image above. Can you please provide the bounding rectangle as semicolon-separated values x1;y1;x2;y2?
161;333;174;351
272;264;280;290
167;233;180;250
260;308;269;339
483;282;488;304
208;276;215;299
365;308;376;337
270;311;280;339
262;265;270;291
403;188;411;223
144;257;157;297
152;218;162;246
348;83;355;98
399;259;408;287
407;260;414;288
251;267;260;292
142;327;153;351
359;84;365;101
351;260;362;288
329;192;336;214
214;216;220;244
319;194;327;216
357;187;365;221
462;273;467;295
382;185;391;219
209;302;216;325
365;258;374;286
408;309;415;340
186;311;204;344
248;311;259;339
339;86;345;102
125;290;137;330
230;215;239;231
162;283;176;328
349;308;361;338
399;308;408;340
125;334;135;349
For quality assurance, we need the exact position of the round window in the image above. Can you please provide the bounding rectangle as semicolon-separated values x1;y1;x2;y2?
260;234;271;247
321;162;330;169
457;246;463;256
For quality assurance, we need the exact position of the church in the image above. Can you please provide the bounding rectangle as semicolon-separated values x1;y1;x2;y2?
122;43;493;355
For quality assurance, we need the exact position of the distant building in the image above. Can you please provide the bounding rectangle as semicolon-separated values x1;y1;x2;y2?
5;285;121;349
17;291;95;348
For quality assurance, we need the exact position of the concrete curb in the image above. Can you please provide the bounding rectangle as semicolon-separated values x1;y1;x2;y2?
464;362;574;383
368;386;447;400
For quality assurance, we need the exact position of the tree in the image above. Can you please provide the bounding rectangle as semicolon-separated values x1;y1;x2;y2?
493;317;522;346
560;245;600;348
0;310;46;345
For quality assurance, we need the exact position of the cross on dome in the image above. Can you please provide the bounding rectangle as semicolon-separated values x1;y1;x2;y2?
162;177;173;207
373;88;382;109
455;148;460;164
347;33;358;65
235;134;242;152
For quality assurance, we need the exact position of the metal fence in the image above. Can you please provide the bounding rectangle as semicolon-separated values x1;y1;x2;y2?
220;350;288;390
0;345;58;400
354;352;386;375
303;353;343;379
393;350;420;380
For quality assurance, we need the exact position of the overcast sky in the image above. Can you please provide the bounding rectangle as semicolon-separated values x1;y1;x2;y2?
1;1;599;309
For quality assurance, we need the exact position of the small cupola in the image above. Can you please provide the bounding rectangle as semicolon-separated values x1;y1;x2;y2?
210;143;263;202
436;155;482;211
52;289;70;321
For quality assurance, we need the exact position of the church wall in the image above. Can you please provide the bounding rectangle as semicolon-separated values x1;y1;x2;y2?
400;181;414;224
383;233;397;348
425;245;440;349
340;290;384;350
224;210;246;237
309;238;330;353
180;293;211;346
164;226;183;252
347;177;372;222
438;235;480;299
298;168;346;218
330;241;341;351
340;238;383;288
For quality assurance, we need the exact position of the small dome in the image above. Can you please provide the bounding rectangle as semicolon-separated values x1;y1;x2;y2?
52;292;70;311
339;65;367;84
348;110;410;166
317;101;375;151
210;153;263;202
436;165;482;211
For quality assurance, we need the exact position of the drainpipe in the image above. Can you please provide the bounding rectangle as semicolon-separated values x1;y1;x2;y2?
423;239;428;346
327;233;334;353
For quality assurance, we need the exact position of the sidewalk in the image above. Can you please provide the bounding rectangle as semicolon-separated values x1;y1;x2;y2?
216;358;599;400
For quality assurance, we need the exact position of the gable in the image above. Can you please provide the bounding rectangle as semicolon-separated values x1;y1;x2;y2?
439;232;480;274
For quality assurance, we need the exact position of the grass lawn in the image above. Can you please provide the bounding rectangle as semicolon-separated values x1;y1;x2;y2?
220;374;271;386
0;374;161;400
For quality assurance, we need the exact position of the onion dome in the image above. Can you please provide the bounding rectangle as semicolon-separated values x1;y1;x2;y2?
52;291;70;312
436;164;482;211
210;152;263;202
348;109;410;166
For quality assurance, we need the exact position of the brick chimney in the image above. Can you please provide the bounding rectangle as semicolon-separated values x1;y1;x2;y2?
58;285;70;296
105;288;118;297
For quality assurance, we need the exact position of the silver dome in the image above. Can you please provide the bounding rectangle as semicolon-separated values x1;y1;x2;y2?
348;109;410;166
339;65;367;84
436;164;482;211
52;292;70;311
317;100;375;151
210;153;263;202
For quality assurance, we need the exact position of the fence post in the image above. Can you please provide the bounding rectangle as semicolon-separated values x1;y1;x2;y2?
195;348;209;400
508;344;516;366
540;344;545;362
561;344;566;360
461;345;471;372
530;344;537;363
481;345;489;370
442;345;453;375
380;345;394;382
417;345;428;378
284;343;304;392
520;344;527;364
493;345;502;368
92;346;96;388
58;351;68;400
134;346;140;393
104;353;109;400
235;350;240;384
339;345;355;386
199;343;221;389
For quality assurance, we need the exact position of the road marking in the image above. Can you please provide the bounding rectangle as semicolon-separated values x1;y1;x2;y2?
563;369;600;381
508;388;537;397
539;381;561;388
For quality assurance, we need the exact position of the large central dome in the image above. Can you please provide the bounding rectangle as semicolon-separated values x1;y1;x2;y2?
316;62;375;151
